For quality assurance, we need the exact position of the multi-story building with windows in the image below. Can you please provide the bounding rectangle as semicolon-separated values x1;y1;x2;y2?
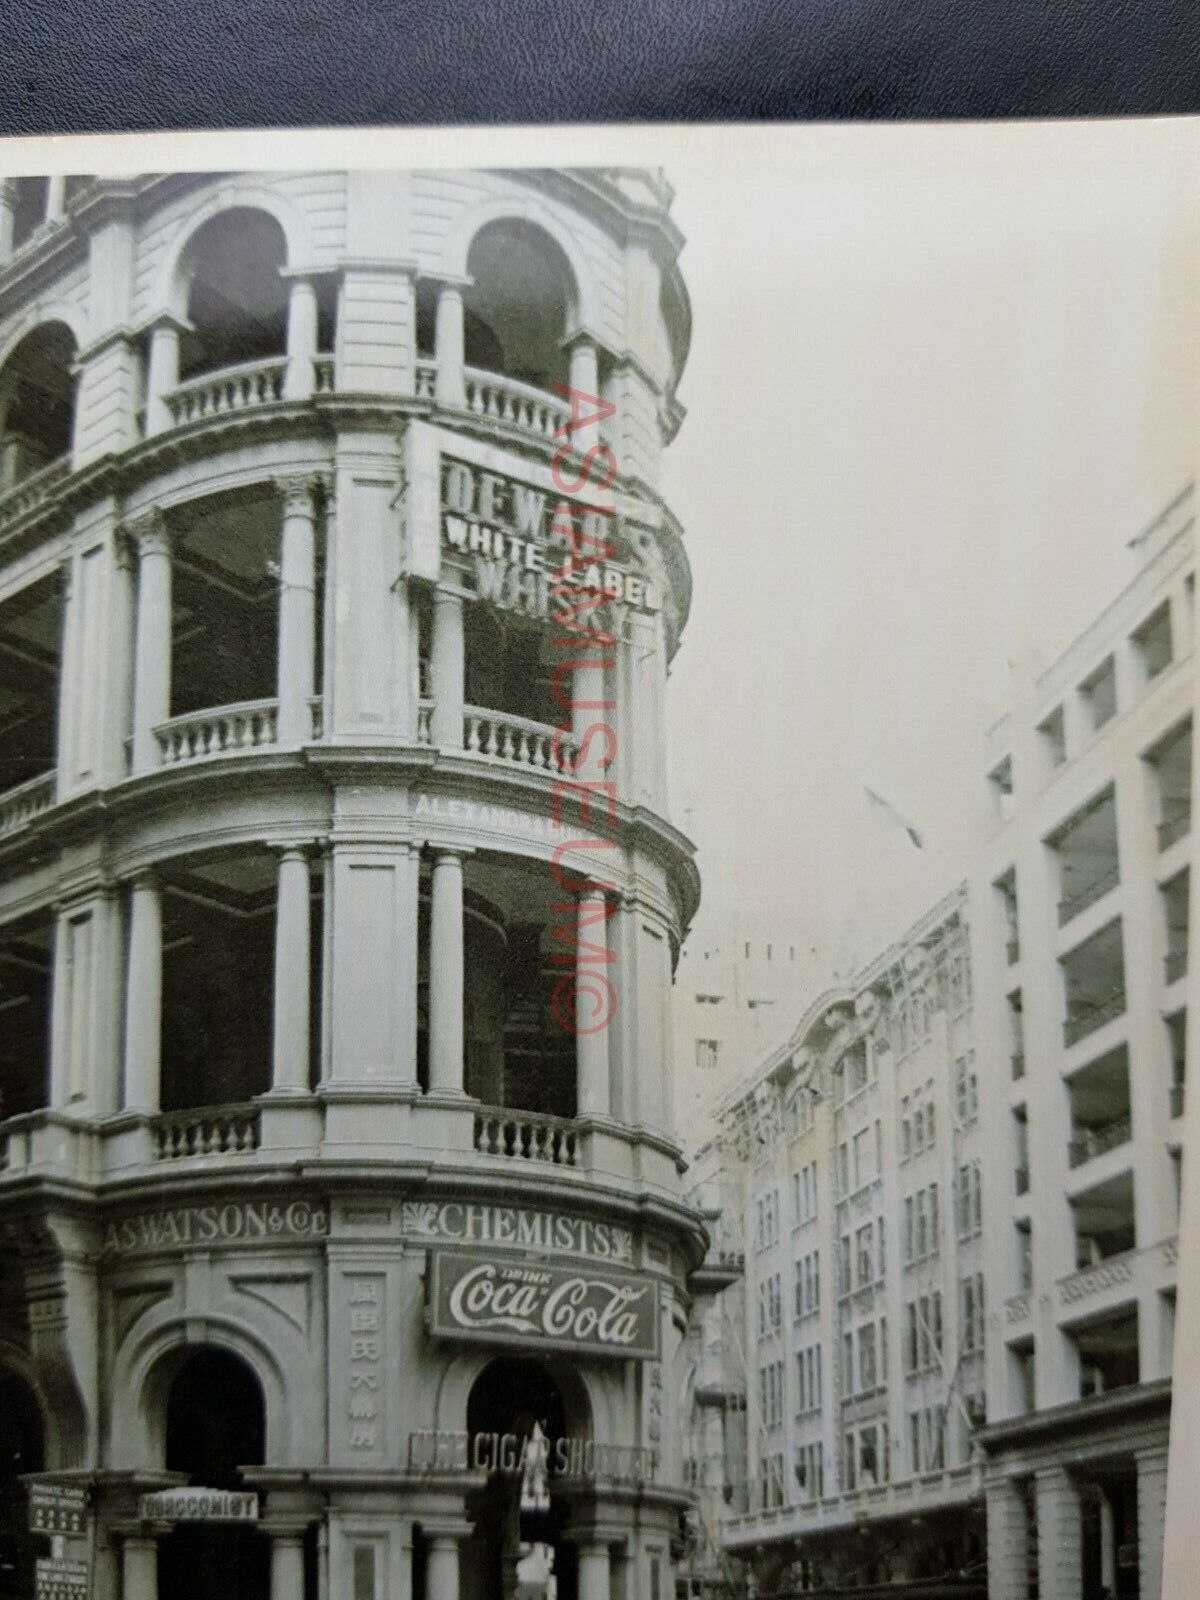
692;488;1194;1600
709;891;987;1596
0;164;717;1600
974;486;1193;1600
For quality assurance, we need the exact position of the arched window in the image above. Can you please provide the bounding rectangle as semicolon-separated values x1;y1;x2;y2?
178;209;289;382
0;321;78;489
461;220;577;393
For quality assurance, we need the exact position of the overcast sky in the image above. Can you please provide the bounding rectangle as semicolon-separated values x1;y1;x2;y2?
657;121;1199;979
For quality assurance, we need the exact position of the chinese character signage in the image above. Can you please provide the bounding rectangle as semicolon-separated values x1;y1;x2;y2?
428;1248;659;1360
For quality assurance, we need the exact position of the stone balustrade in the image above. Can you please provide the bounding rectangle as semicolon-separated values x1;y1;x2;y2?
164;356;288;426
463;706;580;773
473;1107;579;1167
0;769;56;837
0;454;70;528
152;1105;262;1161
461;365;572;442
414;359;437;401
154;699;280;766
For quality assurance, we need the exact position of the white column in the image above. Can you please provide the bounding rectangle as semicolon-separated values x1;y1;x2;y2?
121;1534;160;1600
575;886;612;1119
577;1540;612;1600
283;276;319;401
425;1532;465;1600
985;1478;1030;1600
1137;1446;1168;1600
144;317;182;437
434;282;466;409
428;849;465;1095
567;335;600;403
276;476;318;744
129;512;172;774
123;870;162;1113
268;1529;307;1600
45;174;66;222
430;588;465;748
272;845;312;1094
1035;1467;1083;1600
0;180;16;262
572;655;612;784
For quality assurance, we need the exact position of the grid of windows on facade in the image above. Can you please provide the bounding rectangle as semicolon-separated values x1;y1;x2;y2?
759;1360;785;1430
843;1420;889;1491
836;1119;882;1197
900;1084;936;1158
794;1251;820;1317
755;1188;780;1249
787;1085;817;1137
955;1160;983;1238
839;1218;885;1296
904;1293;944;1374
794;1442;824;1503
843;1316;887;1396
759;1452;786;1510
791;1161;818;1224
959;1272;986;1354
758;1273;782;1337
795;1344;822;1414
903;1182;940;1263
892;987;933;1056
909;1406;949;1474
953;1048;978;1122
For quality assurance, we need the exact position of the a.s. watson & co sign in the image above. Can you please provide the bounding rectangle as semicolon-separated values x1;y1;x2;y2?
428;1248;659;1360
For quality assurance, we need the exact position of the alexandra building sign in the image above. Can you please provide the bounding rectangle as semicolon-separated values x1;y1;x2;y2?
428;1248;659;1360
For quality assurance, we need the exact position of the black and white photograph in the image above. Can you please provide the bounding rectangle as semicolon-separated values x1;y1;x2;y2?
0;120;1196;1600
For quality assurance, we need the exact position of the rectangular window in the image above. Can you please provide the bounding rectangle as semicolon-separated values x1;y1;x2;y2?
910;1411;922;1474
844;1432;857;1491
905;1303;918;1373
929;1184;939;1253
859;1323;877;1391
696;1038;719;1071
856;1223;873;1286
915;1191;928;1259
840;1236;852;1296
904;1198;914;1262
901;1097;912;1157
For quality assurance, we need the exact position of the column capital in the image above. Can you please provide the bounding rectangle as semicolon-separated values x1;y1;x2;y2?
266;837;319;860
274;473;323;515
127;865;160;892
121;507;173;558
422;272;473;293
422;1518;473;1543
428;843;473;862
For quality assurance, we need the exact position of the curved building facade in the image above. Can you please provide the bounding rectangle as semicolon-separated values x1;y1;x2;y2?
0;166;704;1600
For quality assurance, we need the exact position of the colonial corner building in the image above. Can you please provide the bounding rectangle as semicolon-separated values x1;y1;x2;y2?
0;168;720;1600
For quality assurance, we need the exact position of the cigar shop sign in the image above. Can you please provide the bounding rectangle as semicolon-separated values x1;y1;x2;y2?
428;1247;659;1361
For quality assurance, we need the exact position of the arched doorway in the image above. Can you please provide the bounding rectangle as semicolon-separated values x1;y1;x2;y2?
157;1349;269;1600
0;1369;45;1600
458;1357;589;1600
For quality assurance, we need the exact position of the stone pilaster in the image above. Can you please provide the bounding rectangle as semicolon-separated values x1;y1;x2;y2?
985;1477;1030;1600
1035;1466;1083;1600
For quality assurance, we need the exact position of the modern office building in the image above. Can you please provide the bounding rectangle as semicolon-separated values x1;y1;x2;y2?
0;165;716;1600
973;485;1193;1600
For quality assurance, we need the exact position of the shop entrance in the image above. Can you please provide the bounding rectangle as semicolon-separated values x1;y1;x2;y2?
0;1370;44;1600
459;1357;587;1600
157;1349;271;1600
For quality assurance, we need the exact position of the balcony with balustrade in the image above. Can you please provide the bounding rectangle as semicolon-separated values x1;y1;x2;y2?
0;569;63;839
1061;918;1126;1051
1066;1043;1132;1171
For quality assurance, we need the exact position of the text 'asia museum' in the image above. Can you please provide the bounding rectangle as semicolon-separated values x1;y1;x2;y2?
0;165;722;1600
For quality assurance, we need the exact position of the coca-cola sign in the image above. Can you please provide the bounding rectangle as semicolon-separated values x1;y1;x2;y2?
428;1248;659;1360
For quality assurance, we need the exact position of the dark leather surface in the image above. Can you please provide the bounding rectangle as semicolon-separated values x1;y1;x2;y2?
0;0;1198;136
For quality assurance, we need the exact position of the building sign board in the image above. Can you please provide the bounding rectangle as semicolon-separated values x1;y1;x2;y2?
438;456;658;623
407;1428;659;1484
138;1489;259;1523
399;1199;635;1264
428;1247;659;1360
35;1559;89;1600
28;1482;87;1535
101;1200;329;1257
